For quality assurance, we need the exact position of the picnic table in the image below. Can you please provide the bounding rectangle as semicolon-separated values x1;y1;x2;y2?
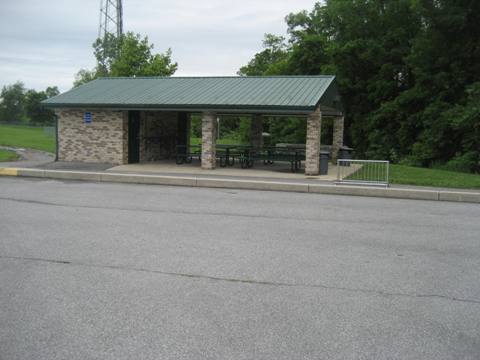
175;144;307;172
175;144;201;164
216;144;252;167
176;144;252;167
238;146;305;172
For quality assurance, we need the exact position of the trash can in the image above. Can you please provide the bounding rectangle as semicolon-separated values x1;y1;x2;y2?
338;146;353;166
319;151;330;175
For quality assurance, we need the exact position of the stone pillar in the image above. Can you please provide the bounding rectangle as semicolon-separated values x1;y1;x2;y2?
331;116;344;163
305;108;322;175
250;114;263;151
201;112;217;169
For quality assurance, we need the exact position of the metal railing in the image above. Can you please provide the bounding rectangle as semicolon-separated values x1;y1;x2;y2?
336;159;390;187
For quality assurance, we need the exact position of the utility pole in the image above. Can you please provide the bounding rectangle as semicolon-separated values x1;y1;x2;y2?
98;0;123;40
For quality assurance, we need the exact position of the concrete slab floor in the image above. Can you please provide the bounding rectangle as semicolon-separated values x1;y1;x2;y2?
108;159;358;182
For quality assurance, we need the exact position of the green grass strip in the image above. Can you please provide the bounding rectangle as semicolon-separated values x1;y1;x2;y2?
0;149;20;162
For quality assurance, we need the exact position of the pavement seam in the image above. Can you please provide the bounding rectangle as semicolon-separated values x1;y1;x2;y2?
0;195;320;222
3;195;468;228
2;254;480;306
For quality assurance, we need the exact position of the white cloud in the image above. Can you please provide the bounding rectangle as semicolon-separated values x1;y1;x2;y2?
0;0;316;91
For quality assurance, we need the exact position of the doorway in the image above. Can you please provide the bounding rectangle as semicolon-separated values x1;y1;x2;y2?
128;111;140;163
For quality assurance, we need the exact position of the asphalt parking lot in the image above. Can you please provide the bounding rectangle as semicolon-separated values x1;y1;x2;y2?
1;177;479;359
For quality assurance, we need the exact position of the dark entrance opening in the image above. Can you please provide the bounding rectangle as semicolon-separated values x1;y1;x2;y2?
128;111;140;163
176;112;189;156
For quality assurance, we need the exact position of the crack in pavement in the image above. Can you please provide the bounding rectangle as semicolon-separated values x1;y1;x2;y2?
2;254;480;305
0;195;315;221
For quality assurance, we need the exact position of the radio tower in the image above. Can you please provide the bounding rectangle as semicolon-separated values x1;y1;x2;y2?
98;0;123;40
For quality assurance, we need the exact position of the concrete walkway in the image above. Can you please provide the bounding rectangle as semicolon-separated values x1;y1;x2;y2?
108;159;358;182
0;146;54;168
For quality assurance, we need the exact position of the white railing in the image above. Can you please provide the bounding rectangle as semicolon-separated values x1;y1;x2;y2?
336;159;390;187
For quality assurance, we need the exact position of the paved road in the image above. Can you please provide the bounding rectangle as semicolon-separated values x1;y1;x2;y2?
1;177;479;360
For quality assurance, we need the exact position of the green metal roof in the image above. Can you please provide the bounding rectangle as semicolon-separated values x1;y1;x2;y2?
43;76;342;114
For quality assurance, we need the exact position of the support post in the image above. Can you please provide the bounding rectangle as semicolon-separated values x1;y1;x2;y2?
250;114;263;152
201;112;217;169
305;108;322;175
331;116;344;163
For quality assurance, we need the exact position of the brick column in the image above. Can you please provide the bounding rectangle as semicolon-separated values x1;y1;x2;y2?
331;116;344;163
201;112;217;169
305;108;322;175
250;114;263;151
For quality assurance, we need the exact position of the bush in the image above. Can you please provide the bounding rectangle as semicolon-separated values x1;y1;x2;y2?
434;152;479;173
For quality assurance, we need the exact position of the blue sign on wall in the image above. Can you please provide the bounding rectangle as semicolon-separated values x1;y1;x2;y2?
84;112;92;124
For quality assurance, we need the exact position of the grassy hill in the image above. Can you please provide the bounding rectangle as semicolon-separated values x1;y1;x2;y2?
0;124;55;153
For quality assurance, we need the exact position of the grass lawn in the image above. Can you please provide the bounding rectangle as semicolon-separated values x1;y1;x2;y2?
390;164;480;189
347;162;480;189
190;136;246;145
0;124;55;153
0;149;20;162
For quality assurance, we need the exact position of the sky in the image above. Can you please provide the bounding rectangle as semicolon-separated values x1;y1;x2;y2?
0;0;316;92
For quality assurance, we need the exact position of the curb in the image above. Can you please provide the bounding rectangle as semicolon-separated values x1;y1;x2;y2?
1;167;480;204
0;168;18;176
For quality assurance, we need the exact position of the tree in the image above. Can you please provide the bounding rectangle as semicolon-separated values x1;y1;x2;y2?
73;69;97;88
442;82;480;173
110;33;177;77
239;0;480;172
74;32;178;86
400;0;480;168
25;86;59;125
0;82;26;123
238;34;289;76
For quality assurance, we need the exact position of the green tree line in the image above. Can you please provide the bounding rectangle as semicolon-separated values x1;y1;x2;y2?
239;0;480;173
0;82;59;125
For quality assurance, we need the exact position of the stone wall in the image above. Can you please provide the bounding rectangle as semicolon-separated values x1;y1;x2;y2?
56;109;128;164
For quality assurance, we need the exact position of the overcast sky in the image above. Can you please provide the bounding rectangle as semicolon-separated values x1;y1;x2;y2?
0;0;316;92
